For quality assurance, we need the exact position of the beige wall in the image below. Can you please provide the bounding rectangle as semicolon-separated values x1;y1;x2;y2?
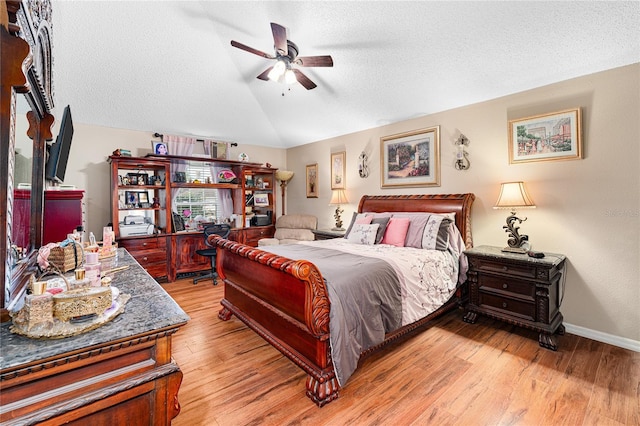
286;63;640;346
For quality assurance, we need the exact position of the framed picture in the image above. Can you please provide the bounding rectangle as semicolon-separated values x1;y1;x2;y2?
254;193;269;207
380;126;440;188
508;108;582;164
125;191;139;206
138;191;149;204
330;151;346;190
174;171;186;183
152;141;169;155
306;163;318;198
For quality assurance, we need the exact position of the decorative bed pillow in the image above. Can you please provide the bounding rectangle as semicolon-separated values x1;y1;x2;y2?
347;223;380;245
391;212;456;249
371;216;391;244
380;217;411;247
421;214;453;251
344;213;372;238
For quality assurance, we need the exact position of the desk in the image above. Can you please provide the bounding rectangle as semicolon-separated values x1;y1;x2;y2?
0;249;190;424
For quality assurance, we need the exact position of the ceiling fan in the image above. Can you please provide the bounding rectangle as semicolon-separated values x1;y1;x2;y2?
231;22;333;90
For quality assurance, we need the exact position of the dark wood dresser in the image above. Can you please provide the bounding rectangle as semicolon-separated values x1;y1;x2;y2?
463;245;566;350
0;249;189;424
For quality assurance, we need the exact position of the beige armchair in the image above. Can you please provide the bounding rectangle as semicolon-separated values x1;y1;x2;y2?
258;214;318;246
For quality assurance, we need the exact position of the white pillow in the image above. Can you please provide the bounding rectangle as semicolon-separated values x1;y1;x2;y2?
347;223;380;245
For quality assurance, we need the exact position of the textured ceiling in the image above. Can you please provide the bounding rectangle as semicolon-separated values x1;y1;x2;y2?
51;1;639;148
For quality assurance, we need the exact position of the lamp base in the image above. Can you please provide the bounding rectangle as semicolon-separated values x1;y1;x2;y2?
331;227;345;231
501;246;527;254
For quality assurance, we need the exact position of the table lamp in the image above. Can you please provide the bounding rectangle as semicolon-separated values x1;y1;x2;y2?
329;189;349;231
275;170;294;215
493;181;536;253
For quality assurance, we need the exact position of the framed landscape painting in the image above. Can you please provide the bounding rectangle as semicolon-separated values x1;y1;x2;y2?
508;108;582;164
380;126;440;188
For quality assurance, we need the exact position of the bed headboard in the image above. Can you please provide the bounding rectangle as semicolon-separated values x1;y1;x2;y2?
357;194;475;249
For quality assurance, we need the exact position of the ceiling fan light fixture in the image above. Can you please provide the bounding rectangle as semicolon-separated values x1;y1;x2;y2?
284;68;296;85
268;59;286;81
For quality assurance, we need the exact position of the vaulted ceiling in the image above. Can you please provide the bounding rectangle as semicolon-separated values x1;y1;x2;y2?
51;1;639;148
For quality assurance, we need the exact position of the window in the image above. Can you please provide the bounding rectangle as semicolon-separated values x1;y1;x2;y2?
173;162;219;221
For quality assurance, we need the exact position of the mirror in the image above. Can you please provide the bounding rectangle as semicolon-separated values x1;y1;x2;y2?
11;96;34;259
1;0;54;321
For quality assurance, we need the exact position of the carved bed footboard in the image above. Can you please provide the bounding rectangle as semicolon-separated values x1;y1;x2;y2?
212;237;339;406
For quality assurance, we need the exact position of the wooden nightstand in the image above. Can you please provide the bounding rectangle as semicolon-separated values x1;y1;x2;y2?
463;245;566;350
312;229;346;240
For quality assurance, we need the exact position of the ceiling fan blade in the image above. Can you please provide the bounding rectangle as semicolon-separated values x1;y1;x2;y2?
257;67;272;81
231;40;274;59
293;69;317;90
271;22;288;55
296;55;334;67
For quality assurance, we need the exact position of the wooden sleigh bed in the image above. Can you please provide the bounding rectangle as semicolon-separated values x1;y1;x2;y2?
212;194;475;406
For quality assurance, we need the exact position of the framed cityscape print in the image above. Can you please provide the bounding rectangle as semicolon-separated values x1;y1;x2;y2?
508;108;582;164
380;126;440;188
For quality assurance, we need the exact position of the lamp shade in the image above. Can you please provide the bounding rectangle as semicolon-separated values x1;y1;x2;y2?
494;182;536;209
275;170;294;182
329;189;349;205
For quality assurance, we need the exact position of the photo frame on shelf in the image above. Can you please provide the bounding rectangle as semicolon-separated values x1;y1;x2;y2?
174;171;186;183
254;193;269;207
306;163;318;198
138;191;149;204
508;108;582;164
125;191;139;206
330;151;346;190
152;141;169;155
380;126;441;188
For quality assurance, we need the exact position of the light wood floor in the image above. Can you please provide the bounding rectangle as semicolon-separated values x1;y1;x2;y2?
165;278;639;426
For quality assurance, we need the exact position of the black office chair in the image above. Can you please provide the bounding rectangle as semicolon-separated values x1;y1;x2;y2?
193;223;231;285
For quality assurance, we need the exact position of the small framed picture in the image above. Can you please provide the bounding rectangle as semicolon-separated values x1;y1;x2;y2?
152;141;169;155
254;193;269;207
138;191;149;204
125;191;139;206
306;163;318;198
174;172;186;183
331;151;346;190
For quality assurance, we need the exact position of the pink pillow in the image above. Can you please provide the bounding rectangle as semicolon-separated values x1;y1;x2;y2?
355;215;373;225
381;217;411;247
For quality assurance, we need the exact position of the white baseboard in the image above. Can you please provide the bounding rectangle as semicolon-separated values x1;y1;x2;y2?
564;322;640;352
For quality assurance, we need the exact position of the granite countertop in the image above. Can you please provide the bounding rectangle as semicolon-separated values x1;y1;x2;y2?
465;245;566;266
0;248;190;371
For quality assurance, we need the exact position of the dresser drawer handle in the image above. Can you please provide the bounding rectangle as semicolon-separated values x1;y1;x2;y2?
502;266;508;271
143;257;148;261
502;302;508;308
502;283;508;289
142;242;148;246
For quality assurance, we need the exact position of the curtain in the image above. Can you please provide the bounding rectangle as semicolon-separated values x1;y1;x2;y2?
204;139;234;220
162;135;196;212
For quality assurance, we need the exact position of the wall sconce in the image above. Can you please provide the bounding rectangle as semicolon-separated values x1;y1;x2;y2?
493;181;536;253
275;170;294;216
329;189;349;230
454;134;470;170
358;152;369;178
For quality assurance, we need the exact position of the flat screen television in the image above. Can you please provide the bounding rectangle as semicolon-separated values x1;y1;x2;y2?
45;105;74;183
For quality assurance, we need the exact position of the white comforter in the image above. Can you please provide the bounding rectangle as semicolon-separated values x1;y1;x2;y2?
301;236;466;326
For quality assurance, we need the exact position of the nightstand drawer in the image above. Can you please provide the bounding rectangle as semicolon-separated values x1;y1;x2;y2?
478;275;535;300
479;292;535;321
474;259;536;279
